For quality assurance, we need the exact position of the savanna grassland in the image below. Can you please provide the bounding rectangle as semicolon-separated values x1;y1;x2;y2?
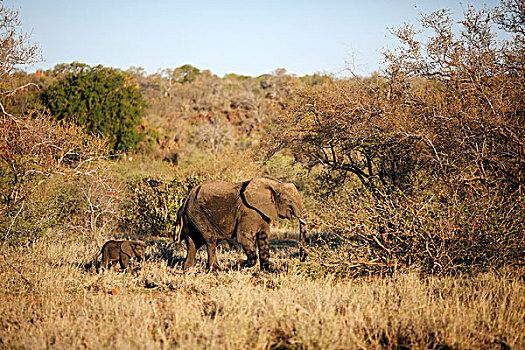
2;2;525;349
1;236;524;349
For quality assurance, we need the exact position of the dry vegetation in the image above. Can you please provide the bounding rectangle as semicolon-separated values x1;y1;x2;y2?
2;1;525;349
1;237;524;350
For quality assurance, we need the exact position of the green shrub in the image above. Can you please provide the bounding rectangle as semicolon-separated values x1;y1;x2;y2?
304;183;525;277
1;179;86;244
121;175;205;237
41;63;145;153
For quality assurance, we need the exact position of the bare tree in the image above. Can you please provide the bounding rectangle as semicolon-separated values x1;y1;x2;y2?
0;6;41;86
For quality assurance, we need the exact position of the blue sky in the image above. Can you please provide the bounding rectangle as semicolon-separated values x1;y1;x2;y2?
10;0;501;77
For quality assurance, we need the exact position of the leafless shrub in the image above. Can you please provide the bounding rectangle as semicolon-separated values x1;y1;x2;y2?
0;6;41;85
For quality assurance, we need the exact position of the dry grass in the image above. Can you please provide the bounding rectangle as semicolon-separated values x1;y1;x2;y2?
0;234;523;350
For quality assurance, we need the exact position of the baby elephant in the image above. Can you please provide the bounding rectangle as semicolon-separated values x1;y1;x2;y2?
100;240;146;271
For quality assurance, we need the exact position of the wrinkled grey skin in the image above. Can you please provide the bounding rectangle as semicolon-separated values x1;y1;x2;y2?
173;177;308;271
99;240;146;271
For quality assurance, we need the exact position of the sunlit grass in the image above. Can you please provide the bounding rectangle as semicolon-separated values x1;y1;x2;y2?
1;235;523;349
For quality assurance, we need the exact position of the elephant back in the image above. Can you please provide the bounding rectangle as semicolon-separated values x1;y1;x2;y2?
187;181;242;238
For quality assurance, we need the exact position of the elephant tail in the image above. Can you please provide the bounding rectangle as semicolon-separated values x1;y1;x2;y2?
173;197;188;244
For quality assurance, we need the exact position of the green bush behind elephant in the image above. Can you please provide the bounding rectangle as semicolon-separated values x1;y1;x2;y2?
174;177;308;271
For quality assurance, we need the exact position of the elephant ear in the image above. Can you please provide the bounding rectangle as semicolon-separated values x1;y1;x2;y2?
243;177;279;222
120;241;133;257
131;241;145;257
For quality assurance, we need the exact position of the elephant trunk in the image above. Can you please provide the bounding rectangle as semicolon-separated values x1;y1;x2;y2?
298;214;308;262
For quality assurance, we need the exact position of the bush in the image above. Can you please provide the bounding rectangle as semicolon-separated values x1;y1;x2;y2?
2;178;89;243
41;63;145;153
121;175;205;237
270;2;525;275
0;108;110;242
305;184;525;277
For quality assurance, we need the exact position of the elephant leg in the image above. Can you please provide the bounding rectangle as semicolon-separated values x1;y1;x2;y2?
100;257;109;271
183;234;204;271
257;230;271;271
206;239;219;271
194;223;221;271
237;233;257;268
226;237;237;250
119;254;130;269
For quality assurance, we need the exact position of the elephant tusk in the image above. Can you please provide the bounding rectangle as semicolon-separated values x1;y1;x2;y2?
298;218;307;225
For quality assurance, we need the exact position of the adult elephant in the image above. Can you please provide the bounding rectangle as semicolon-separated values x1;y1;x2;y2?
173;177;308;271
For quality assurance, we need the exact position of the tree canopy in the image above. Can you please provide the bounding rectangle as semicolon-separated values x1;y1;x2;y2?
41;64;145;152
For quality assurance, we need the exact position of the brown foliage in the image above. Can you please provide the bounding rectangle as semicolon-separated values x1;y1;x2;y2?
0;105;112;239
384;4;525;192
267;2;525;274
